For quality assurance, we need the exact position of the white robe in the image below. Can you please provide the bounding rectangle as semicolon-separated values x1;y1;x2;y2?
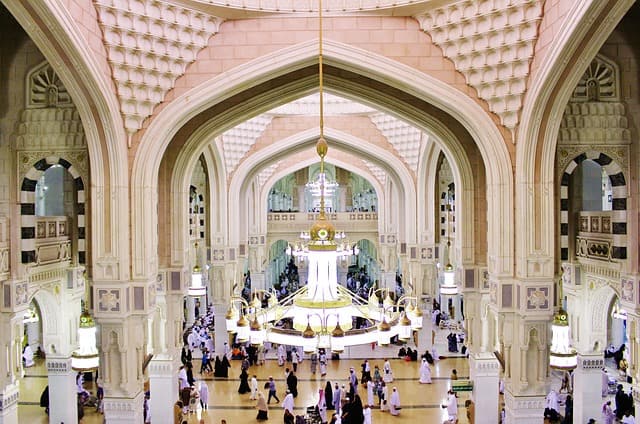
278;345;286;366
419;360;432;384
545;390;559;412
282;393;294;413
250;377;258;399
178;368;189;389
22;345;35;367
318;394;327;422
446;393;458;419
366;381;374;406
363;407;372;424
382;361;393;383
199;382;209;406
389;390;400;415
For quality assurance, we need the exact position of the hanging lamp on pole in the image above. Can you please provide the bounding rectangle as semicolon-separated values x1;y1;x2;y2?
549;279;577;370
71;271;100;372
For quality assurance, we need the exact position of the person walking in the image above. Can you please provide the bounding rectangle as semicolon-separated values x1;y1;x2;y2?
287;370;298;398
267;376;280;404
318;388;328;424
291;349;300;373
256;391;268;421
419;358;432;384
442;389;458;422
250;374;259;400
602;400;615;424
282;390;294;414
239;369;251;394
382;359;393;383
333;383;343;414
389;387;401;416
366;380;374;407
277;344;286;367
380;383;388;413
319;350;328;376
325;381;334;410
199;381;209;410
311;351;318;374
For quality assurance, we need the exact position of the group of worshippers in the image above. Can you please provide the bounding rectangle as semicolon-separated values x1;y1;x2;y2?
177;363;209;415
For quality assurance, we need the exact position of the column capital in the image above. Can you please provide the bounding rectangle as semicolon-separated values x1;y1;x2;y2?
0;383;19;415
469;352;501;376
576;352;605;371
45;356;73;375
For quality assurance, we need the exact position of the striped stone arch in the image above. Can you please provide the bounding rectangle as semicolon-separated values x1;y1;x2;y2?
559;151;626;261
21;157;85;264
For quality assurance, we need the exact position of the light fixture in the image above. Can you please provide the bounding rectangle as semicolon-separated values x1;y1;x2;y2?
71;271;100;372
612;301;627;320
549;279;577;370
188;265;206;296
223;0;409;353
440;202;458;295
71;309;100;372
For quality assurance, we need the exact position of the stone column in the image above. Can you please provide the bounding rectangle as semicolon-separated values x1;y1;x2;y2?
213;303;229;355
46;356;78;424
416;308;433;353
185;295;196;327
469;353;500;424
573;352;604;424
0;384;19;424
148;354;179;422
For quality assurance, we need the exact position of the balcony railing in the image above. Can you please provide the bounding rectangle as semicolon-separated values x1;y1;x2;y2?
33;216;71;266
576;211;614;262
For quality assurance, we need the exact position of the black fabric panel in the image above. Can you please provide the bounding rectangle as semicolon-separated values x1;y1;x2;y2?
561;248;568;261
560;223;568;236
612;222;627;234
34;159;49;171
561;173;570;186
560;199;569;211
612;198;627;210
78;251;86;264
74;177;84;190
21;227;35;239
21;251;36;263
20;203;35;215
59;158;71;169
609;172;626;187
612;246;627;259
21;178;37;191
593;154;612;166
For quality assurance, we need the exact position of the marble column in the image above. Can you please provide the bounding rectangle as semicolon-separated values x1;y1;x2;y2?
148;354;179;422
213;303;229;355
46;356;78;424
185;295;196;327
103;391;145;423
573;353;605;424
469;353;500;424
416;309;433;354
0;384;19;424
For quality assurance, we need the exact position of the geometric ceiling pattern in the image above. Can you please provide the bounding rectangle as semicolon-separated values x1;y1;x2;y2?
220;115;273;175
94;0;223;134
416;0;544;131
369;112;423;173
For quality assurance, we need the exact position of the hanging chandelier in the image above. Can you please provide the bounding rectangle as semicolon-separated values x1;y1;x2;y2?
549;280;577;370
71;309;100;372
440;203;458;295
225;0;423;353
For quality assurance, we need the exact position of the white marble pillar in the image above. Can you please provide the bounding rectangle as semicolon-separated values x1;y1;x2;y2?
469;353;500;424
25;321;40;352
573;353;605;424
213;303;229;355
416;310;433;354
148;354;179;423
103;391;145;423
381;271;395;292
252;272;266;291
186;295;196;327
46;356;78;424
0;383;19;424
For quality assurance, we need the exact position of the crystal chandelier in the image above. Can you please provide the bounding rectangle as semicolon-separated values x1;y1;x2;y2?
225;0;423;352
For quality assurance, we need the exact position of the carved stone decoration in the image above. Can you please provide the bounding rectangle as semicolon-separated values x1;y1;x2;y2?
18;151;88;183
526;287;548;310
558;103;630;145
17;109;87;151
15;282;28;306
257;161;282;187
416;0;544;131
98;289;121;312
555;146;628;178
27;62;72;108
571;55;620;102
93;0;224;134
363;161;386;185
621;278;634;303
369;113;423;173
220;116;273;176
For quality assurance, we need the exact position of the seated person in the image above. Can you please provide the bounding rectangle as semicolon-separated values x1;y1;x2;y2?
397;347;406;358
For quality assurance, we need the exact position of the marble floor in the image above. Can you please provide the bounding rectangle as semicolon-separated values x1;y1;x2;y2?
18;330;477;423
